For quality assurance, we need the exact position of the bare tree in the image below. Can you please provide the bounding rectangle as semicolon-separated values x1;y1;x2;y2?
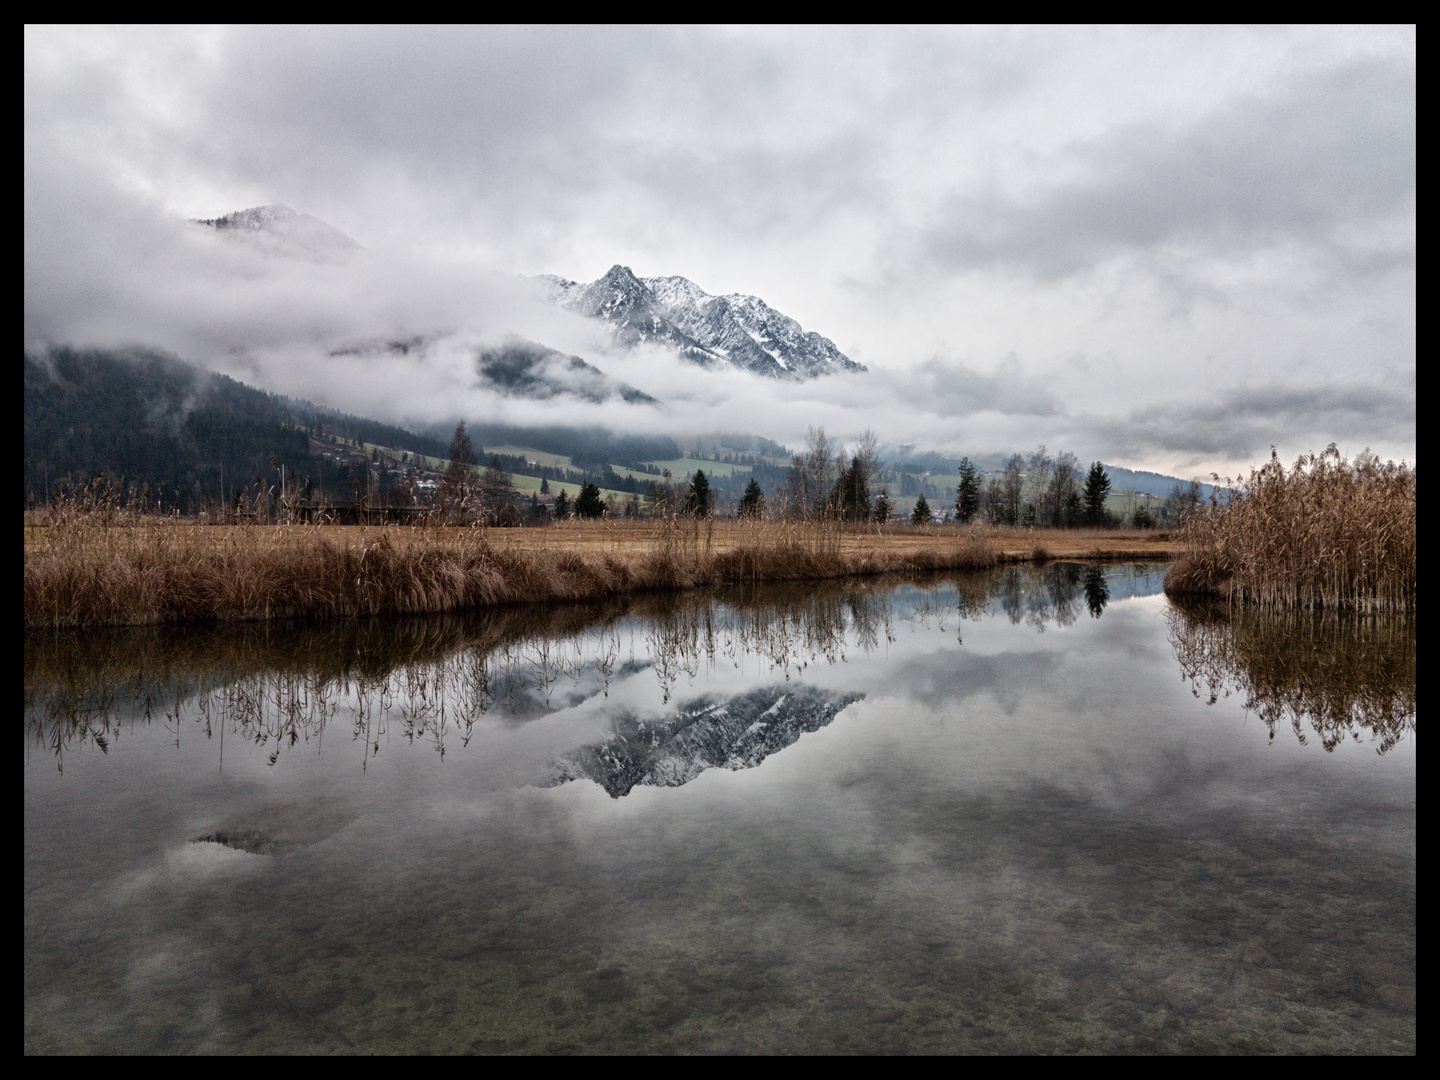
1047;450;1080;527
854;427;881;478
1027;445;1054;524
480;455;517;525
647;469;679;517
784;426;837;519
442;421;476;521
804;426;836;519
1164;480;1204;527
1000;454;1026;526
985;475;1005;525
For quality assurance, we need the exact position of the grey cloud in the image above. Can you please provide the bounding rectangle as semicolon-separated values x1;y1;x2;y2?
895;356;1061;419
916;59;1415;279
1098;381;1416;463
155;27;891;252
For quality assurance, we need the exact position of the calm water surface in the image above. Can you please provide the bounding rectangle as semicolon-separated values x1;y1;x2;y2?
25;564;1415;1054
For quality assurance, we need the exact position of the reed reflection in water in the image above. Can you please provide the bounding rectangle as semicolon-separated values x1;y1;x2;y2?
1166;600;1415;755
27;562;1408;776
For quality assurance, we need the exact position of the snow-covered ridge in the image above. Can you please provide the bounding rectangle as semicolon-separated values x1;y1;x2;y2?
537;264;865;380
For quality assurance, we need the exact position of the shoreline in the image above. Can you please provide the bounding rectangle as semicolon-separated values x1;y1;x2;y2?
24;521;1183;630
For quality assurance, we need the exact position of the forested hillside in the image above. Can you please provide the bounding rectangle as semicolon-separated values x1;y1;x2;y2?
24;348;448;510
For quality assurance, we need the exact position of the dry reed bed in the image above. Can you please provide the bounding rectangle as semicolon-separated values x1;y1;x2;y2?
25;514;1013;629
1164;447;1415;611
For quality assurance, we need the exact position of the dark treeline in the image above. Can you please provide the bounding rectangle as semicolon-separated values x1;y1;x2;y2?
28;348;315;512
23;349;666;512
445;424;680;468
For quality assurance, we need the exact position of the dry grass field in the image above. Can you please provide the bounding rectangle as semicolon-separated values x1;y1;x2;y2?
23;511;1180;629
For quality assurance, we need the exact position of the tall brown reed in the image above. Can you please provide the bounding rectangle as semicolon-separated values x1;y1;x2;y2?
1164;446;1415;611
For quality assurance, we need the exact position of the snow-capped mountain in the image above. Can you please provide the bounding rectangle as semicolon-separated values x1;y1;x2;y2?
539;265;864;379
545;684;864;798
193;204;361;261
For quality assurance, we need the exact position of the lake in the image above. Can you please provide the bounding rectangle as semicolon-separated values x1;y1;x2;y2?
24;564;1415;1054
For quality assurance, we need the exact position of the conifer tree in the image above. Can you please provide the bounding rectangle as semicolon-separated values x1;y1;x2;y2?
576;481;604;519
835;455;871;522
911;492;931;525
553;489;570;519
955;457;981;523
874;488;892;523
1082;462;1111;527
738;477;765;518
685;470;712;517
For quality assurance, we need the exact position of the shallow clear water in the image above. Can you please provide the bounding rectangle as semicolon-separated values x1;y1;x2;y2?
25;565;1415;1054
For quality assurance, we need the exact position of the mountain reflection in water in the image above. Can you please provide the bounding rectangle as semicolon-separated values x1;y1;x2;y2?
547;685;865;797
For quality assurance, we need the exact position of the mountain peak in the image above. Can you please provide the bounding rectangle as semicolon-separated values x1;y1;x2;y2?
601;263;642;284
539;267;864;379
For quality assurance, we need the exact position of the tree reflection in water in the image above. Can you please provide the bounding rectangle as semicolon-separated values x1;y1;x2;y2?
1166;599;1415;754
25;564;1167;773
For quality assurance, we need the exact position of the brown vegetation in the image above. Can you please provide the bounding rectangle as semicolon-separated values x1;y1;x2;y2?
1164;446;1415;611
24;486;1180;628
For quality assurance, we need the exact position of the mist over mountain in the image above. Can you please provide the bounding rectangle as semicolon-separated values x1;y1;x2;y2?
26;191;1405;482
179;206;860;405
23;343;698;510
192;204;362;262
476;337;657;405
23;345;440;509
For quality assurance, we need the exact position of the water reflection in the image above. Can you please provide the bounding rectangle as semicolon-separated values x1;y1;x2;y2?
29;563;1404;776
30;566;1152;776
1084;566;1110;618
1166;599;1416;754
24;563;1415;1055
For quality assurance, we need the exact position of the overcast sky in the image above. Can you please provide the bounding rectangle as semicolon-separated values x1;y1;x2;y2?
25;25;1414;478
